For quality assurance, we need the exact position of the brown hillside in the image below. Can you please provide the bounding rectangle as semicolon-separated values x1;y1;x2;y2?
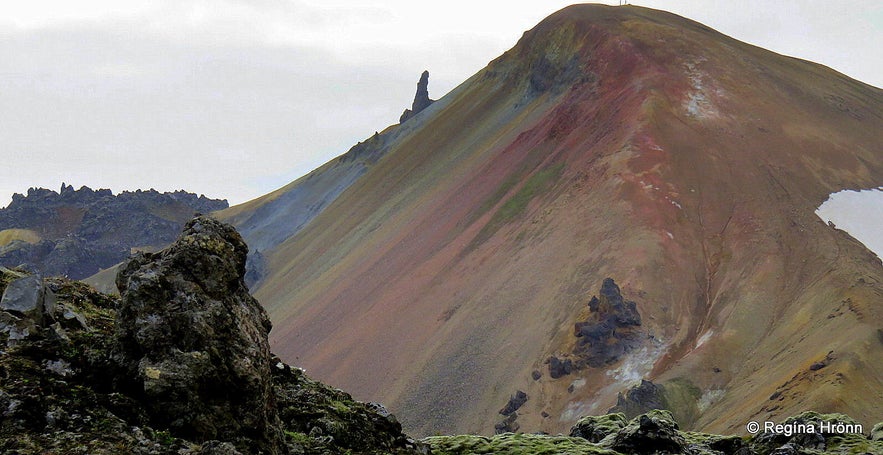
249;4;883;437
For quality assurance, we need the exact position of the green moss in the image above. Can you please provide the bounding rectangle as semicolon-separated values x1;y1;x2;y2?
473;173;522;223
493;163;565;225
660;377;703;427
153;430;175;446
285;431;312;445
424;433;619;455
570;413;628;442
469;162;565;248
330;400;352;414
826;436;883;454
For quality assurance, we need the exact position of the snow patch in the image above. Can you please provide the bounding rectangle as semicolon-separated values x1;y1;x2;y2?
816;187;883;258
686;92;711;117
683;61;720;119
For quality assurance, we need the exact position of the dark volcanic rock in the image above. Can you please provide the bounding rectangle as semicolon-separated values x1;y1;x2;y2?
112;216;283;452
494;412;520;434
272;360;423;453
608;379;667;419
0;274;48;324
427;408;880;454
0;185;228;279
499;390;528;416
548;355;573;378
611;410;685;454
572;278;643;368
399;70;435;123
569;413;628;443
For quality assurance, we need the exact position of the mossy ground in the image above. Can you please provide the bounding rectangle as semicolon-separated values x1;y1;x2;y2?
424;409;883;455
425;432;617;455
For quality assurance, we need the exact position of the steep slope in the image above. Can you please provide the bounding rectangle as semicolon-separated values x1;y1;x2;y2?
216;71;443;286
253;4;883;437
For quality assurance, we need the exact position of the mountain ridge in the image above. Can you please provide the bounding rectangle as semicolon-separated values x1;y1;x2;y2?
0;184;227;280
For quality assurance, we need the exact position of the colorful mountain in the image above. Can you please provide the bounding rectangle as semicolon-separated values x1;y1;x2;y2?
226;3;882;437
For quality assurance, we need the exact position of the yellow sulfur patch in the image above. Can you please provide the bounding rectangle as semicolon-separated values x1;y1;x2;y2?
0;229;41;246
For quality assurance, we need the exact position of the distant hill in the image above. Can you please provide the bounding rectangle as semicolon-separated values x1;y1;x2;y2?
220;4;883;438
0;184;227;279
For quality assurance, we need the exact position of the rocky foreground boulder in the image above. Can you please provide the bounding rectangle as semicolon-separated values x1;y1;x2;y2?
0;216;424;454
112;217;283;452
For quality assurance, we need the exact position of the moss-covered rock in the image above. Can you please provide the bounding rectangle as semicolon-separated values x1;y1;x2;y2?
870;421;883;441
424;432;617;455
112;216;283;453
606;409;685;454
273;360;424;454
570;412;628;442
0;218;426;455
682;431;746;454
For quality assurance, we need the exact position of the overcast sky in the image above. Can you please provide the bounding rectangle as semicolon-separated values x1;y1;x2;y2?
1;1;881;208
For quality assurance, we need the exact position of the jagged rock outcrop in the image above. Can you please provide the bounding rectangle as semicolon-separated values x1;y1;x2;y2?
493;391;528;434
547;355;573;378
610;410;685;454
399;70;435;123
573;278;642;368
112;216;283;452
0;184;228;279
0;268;91;349
493;413;519;435
499;390;528;416
0;273;51;326
0;218;425;454
608;379;667;419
